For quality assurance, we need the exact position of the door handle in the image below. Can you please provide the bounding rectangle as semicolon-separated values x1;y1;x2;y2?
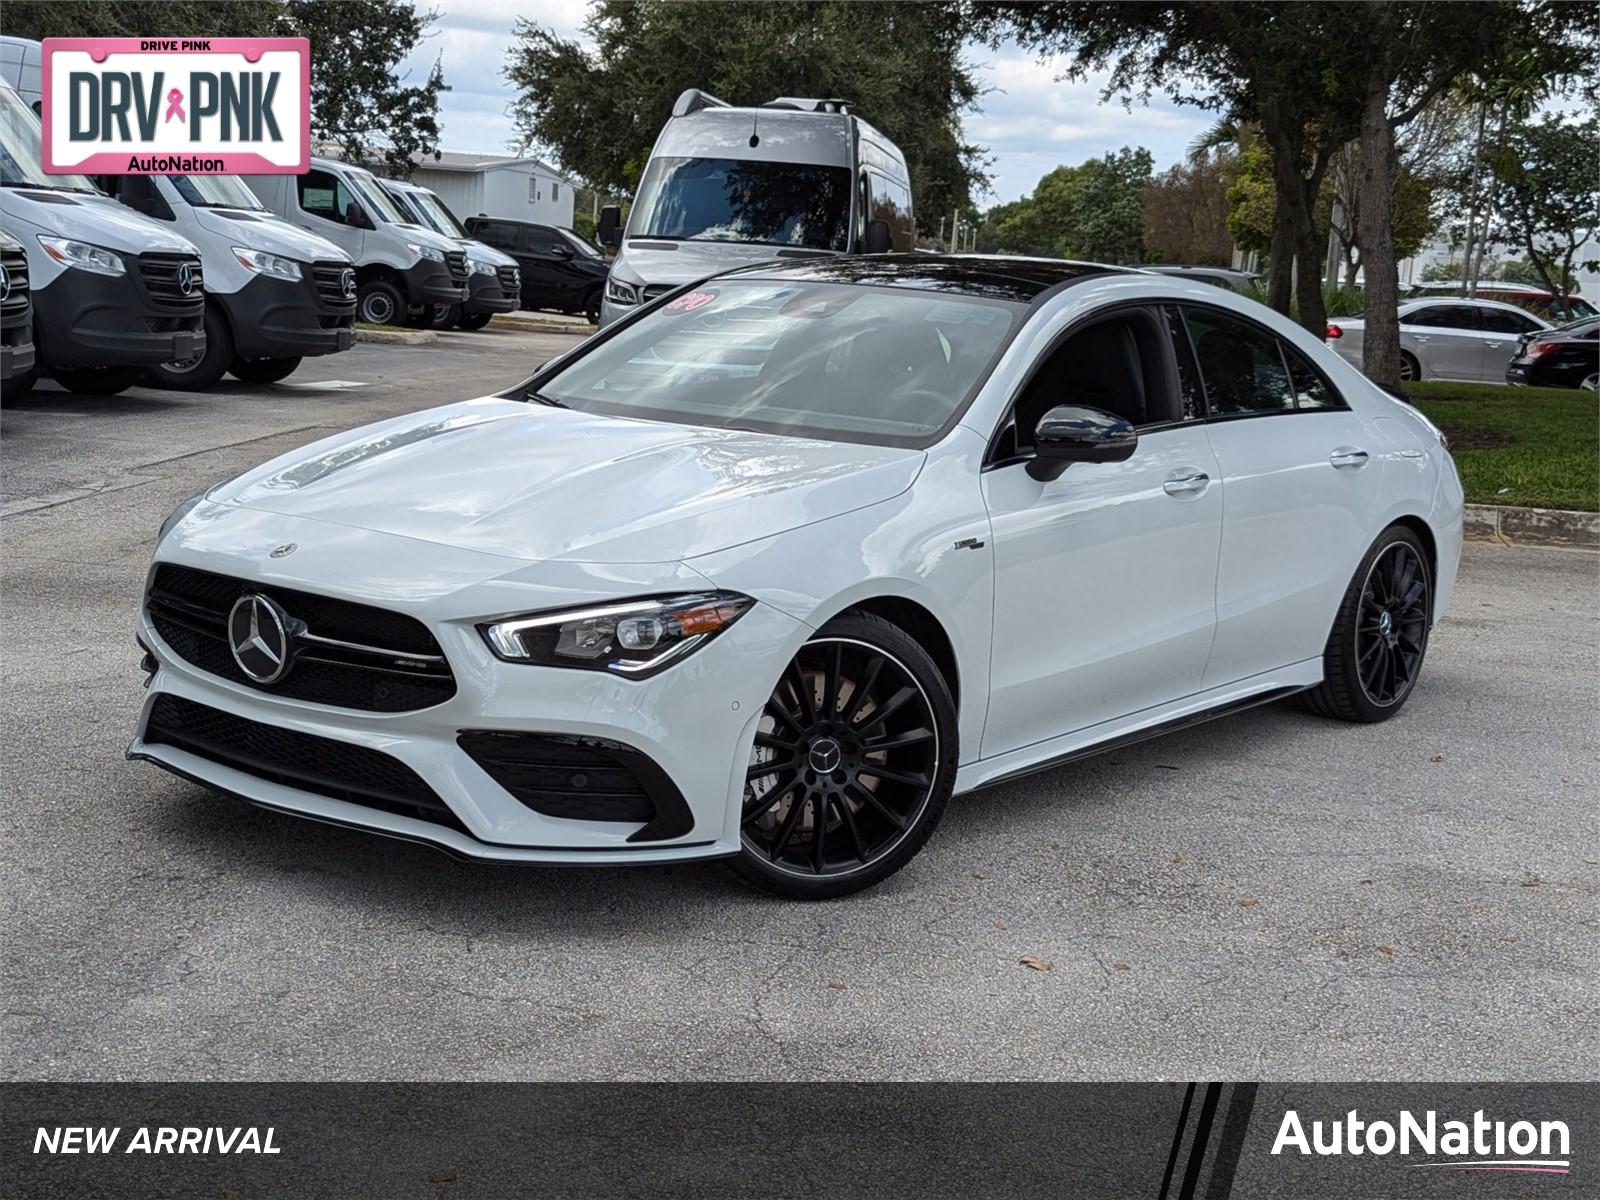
1329;447;1369;469
1413;335;1430;343
1162;470;1210;496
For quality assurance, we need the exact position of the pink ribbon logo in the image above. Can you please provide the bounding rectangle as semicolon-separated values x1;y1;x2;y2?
164;88;185;123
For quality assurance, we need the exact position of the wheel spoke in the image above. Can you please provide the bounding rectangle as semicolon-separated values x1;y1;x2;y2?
786;661;816;727
742;776;800;827
812;795;829;873
768;790;811;861
848;783;908;832
862;727;935;753
747;757;796;782
858;761;930;790
767;697;806;738
754;730;799;753
853;684;918;732
848;653;886;725
821;643;842;722
837;795;869;863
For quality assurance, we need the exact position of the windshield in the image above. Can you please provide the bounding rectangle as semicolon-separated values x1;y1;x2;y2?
0;88;96;193
629;156;851;250
170;173;265;210
407;188;467;238
537;280;1018;447
557;227;603;258
342;167;410;225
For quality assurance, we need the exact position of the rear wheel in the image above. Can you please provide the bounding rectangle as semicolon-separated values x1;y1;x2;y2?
227;356;302;384
1302;526;1432;723
456;311;495;331
583;289;601;325
143;303;233;391
356;280;404;327
429;303;459;330
49;365;142;396
732;613;956;899
1581;371;1598;391
1399;350;1420;382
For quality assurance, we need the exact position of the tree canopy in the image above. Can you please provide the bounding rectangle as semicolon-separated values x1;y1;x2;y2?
504;0;986;232
1485;110;1599;300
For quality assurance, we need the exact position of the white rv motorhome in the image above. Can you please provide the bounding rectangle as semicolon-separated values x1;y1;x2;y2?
597;90;914;326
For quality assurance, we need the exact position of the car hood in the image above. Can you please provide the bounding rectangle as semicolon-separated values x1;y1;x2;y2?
213;398;924;564
616;241;833;289
192;207;350;261
1;189;199;254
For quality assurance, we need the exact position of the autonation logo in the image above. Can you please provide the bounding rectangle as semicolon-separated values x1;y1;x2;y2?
1272;1108;1571;1175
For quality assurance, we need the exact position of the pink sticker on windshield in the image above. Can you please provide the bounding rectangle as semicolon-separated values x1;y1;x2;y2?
666;291;718;313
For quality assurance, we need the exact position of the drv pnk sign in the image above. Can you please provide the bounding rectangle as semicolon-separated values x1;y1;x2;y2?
41;38;309;175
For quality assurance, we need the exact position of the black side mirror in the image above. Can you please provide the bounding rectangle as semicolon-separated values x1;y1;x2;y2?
345;201;372;229
552;242;573;259
1026;405;1138;482
598;205;622;248
864;219;893;254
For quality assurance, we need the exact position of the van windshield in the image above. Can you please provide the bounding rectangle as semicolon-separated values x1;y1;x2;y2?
0;87;96;193
171;174;265;210
629;156;851;251
341;167;410;226
408;189;468;238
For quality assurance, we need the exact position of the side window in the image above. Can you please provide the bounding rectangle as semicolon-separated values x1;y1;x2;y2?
474;221;516;249
298;169;347;223
865;172;914;252
1184;308;1295;415
1480;307;1540;335
1161;305;1205;422
1404;305;1479;330
519;226;559;255
1283;345;1343;410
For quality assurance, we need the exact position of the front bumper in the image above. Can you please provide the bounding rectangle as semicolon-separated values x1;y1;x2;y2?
222;266;356;360
1;317;34;382
129;523;807;864
462;272;519;317
403;260;467;308
31;263;205;369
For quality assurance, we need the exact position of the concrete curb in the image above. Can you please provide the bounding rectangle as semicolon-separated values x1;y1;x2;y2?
355;328;437;346
489;314;597;336
1464;503;1599;548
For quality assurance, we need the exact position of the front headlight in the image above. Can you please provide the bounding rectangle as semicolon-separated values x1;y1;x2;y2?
480;592;752;678
604;276;640;306
469;257;496;276
157;491;208;542
231;246;303;282
407;243;446;264
37;235;125;277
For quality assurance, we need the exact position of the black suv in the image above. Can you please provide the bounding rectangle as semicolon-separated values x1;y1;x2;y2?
1506;318;1599;390
463;218;609;324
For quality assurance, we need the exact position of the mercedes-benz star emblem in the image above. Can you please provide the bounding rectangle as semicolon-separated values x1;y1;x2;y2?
177;262;198;296
340;268;357;298
228;594;295;684
0;263;10;303
808;738;843;774
270;543;297;559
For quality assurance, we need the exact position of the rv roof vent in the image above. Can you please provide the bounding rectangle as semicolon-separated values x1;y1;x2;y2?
672;88;730;118
765;97;852;114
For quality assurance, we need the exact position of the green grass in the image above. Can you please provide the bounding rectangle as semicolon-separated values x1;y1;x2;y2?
354;321;416;333
1402;380;1597;511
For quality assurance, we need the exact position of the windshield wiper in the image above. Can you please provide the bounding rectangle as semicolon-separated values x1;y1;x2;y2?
524;388;568;408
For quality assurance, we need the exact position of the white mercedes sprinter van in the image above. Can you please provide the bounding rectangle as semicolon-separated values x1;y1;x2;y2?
597;90;914;326
0;84;205;398
242;157;468;328
96;173;358;388
379;177;521;330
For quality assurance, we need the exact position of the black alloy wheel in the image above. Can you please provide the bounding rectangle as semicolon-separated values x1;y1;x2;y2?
1303;525;1432;723
734;614;956;898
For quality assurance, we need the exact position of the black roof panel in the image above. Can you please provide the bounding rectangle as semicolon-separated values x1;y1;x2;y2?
727;254;1127;304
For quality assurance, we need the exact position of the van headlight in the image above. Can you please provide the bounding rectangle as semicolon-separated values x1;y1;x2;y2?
470;257;496;276
407;243;446;263
231;247;303;281
480;592;752;678
604;276;640;306
37;236;125;277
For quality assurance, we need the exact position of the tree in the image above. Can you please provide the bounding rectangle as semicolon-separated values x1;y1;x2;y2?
0;1;277;40
978;148;1152;263
505;1;986;235
1143;155;1234;266
1484;111;1599;302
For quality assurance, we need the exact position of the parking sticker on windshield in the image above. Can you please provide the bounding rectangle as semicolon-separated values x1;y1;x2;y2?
666;291;718;313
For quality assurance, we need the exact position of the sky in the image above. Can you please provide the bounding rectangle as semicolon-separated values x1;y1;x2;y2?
396;0;1217;205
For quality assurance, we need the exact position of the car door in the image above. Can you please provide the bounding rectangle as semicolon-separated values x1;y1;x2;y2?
1181;305;1384;687
293;168;364;261
1477;305;1545;382
1401;304;1484;381
980;305;1223;758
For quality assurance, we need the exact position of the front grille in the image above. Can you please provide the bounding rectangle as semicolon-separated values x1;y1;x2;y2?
138;254;205;312
458;731;660;823
496;265;520;294
144;693;468;835
311;261;357;312
642;284;675;301
444;250;469;284
146;563;456;713
1;247;29;320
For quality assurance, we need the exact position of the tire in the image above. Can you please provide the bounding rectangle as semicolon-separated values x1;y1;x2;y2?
583;290;601;325
731;612;957;899
1399;350;1420;382
456;311;494;331
49;365;142;396
143;303;233;391
429;303;459;330
227;356;302;384
1581;371;1598;391
401;305;437;329
356;280;404;327
1301;526;1432;724
1;362;39;403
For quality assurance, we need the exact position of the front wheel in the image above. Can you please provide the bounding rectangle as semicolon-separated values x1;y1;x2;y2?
143;303;233;391
49;365;142;396
356;280;404;327
456;311;494;331
1302;526;1432;723
583;290;601;325
732;613;957;899
227;356;302;384
429;303;460;330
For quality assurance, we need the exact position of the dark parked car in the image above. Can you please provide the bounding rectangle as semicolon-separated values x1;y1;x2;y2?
463;218;608;324
1506;318;1599;390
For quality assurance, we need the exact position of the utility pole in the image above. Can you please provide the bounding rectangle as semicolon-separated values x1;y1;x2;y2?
950;206;959;254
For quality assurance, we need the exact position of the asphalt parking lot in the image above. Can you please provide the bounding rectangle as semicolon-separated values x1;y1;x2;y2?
3;329;1596;1082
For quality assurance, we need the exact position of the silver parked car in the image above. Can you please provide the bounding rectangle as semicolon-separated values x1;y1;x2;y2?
1326;298;1551;384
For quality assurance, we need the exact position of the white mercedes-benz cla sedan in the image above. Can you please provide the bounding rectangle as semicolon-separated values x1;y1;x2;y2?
133;256;1463;898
